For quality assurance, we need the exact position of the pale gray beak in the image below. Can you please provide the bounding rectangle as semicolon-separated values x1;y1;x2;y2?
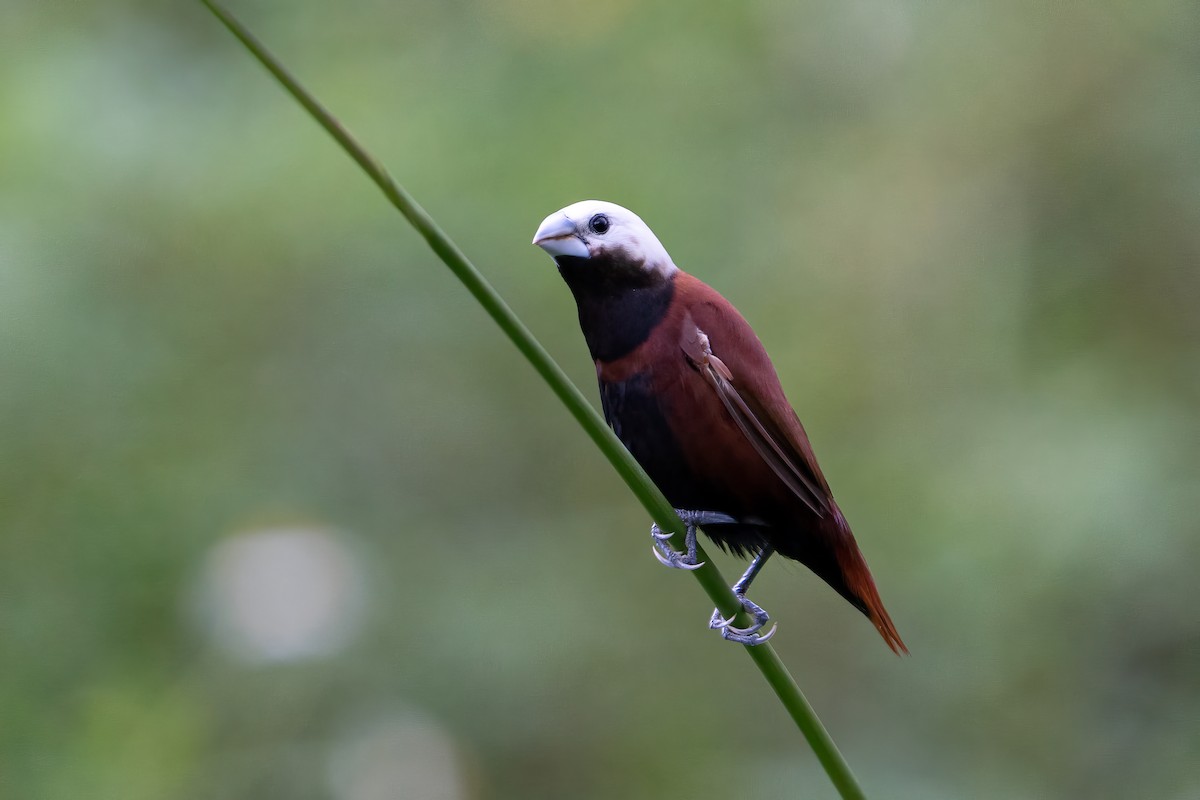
532;212;589;259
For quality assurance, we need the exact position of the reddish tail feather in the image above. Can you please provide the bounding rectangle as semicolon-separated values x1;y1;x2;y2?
835;541;908;655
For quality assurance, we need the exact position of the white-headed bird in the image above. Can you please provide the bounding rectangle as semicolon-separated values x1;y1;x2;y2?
534;200;905;651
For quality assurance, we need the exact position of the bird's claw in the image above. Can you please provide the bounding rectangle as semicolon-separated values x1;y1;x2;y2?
651;523;705;570
651;545;705;570
719;623;778;646
708;609;737;630
648;509;735;571
708;594;776;645
649;519;707;571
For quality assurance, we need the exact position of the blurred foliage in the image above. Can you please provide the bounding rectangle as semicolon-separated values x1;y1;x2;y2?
1;1;1198;799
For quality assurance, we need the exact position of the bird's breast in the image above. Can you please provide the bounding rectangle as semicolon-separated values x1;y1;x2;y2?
597;370;705;507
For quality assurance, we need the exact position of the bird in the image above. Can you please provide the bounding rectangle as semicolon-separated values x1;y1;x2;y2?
532;200;906;652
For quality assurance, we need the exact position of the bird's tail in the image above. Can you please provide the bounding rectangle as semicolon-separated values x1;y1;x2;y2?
834;538;908;655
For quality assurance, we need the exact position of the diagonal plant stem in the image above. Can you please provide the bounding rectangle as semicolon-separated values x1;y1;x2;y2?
199;3;868;798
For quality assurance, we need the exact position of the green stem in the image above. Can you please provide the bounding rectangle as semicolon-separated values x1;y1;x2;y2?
199;3;867;797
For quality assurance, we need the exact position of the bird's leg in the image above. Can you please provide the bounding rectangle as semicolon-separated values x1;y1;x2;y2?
651;509;736;571
709;545;778;645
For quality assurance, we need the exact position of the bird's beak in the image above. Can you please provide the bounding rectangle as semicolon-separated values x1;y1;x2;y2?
532;213;590;259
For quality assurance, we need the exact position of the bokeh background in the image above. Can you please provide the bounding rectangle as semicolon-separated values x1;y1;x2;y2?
2;2;1198;798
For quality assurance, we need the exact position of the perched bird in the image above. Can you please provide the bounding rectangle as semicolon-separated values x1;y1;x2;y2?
533;200;906;652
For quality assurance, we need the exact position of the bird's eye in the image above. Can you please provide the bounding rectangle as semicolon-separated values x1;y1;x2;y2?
588;214;610;234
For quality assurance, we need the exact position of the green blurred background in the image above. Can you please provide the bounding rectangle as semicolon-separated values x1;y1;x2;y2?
2;2;1197;798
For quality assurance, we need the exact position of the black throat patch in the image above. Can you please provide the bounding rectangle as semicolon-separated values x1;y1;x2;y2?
555;255;675;362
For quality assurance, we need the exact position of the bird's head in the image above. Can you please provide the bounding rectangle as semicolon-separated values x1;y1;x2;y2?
532;200;677;281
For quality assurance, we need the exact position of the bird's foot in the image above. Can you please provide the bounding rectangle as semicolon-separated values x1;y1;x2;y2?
709;594;777;646
651;523;703;570
650;509;736;571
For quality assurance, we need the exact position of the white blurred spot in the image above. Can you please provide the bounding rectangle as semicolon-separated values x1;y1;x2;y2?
327;713;468;800
196;526;366;664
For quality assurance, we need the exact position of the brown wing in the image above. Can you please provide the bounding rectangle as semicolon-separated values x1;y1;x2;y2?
678;321;829;518
674;274;836;518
